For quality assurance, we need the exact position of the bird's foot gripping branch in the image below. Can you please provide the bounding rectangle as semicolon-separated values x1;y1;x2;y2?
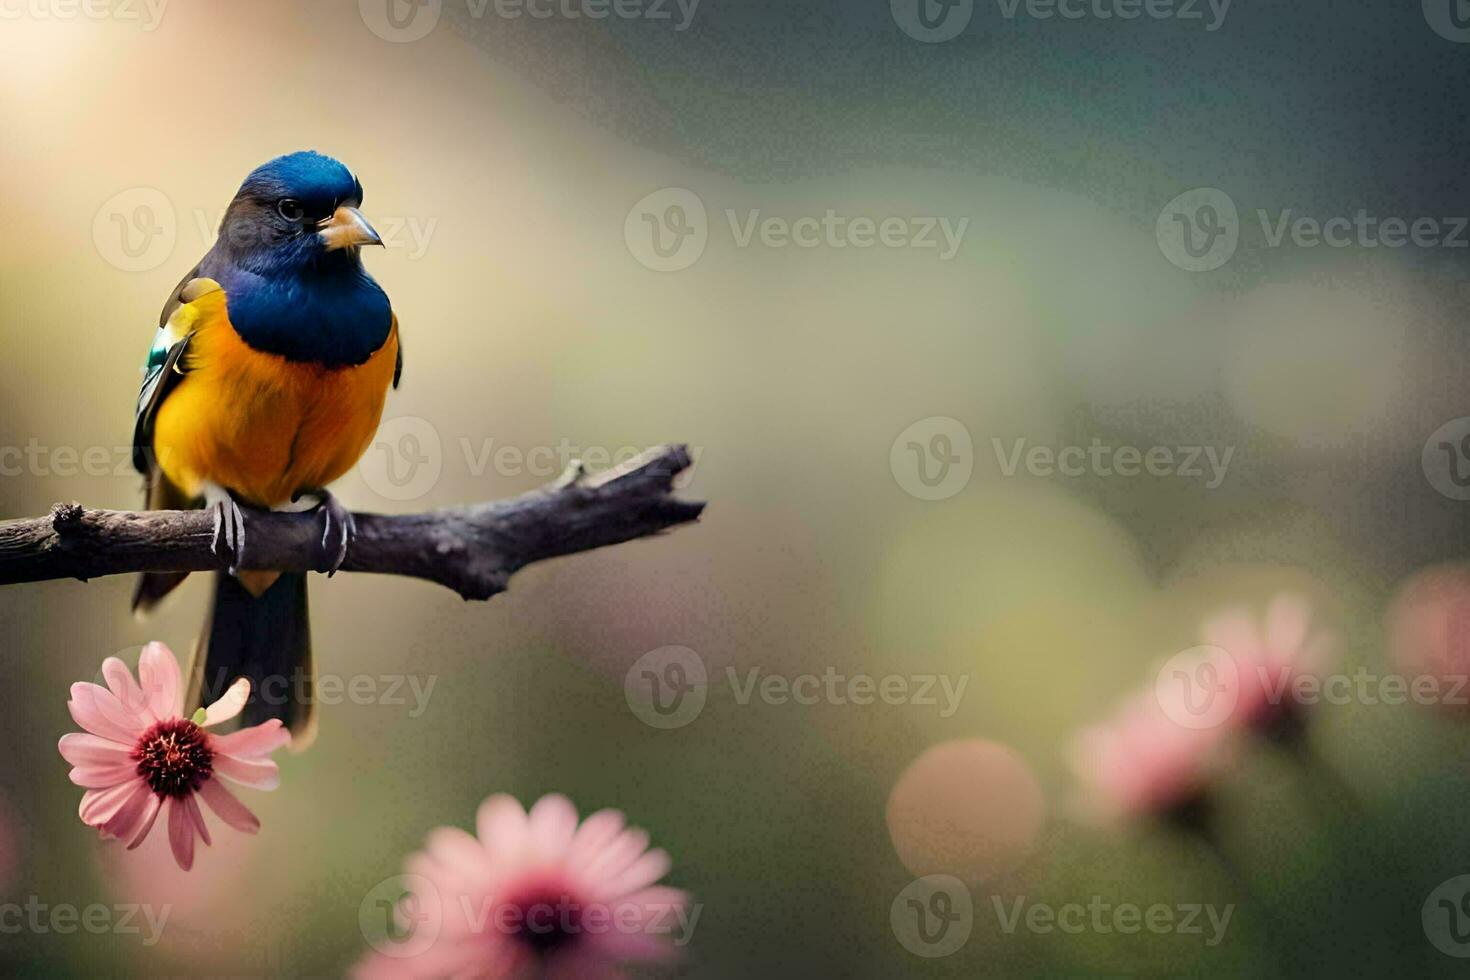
0;444;704;601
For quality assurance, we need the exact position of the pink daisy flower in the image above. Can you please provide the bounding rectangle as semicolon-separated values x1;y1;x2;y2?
57;641;290;871
1200;593;1336;735
1070;690;1230;823
355;793;692;980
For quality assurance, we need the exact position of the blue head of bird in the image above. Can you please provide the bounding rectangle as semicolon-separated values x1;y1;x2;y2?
208;151;392;366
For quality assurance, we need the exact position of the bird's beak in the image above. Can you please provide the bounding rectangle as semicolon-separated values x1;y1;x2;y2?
318;206;383;251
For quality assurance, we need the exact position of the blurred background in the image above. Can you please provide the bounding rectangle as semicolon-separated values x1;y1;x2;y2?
4;0;1470;975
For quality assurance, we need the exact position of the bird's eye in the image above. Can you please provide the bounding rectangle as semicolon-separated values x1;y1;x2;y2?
277;199;305;222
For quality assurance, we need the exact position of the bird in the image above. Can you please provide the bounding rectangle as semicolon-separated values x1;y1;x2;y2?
131;150;401;748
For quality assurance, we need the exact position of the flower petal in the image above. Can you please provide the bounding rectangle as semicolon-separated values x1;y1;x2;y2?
528;793;578;858
1200;608;1261;658
68;683;147;743
138;642;183;721
212;753;280;790
184;793;211;847
426;826;484;869
604;847;672;897
203;678;251;727
476;793;528;859
582;887;686;960
198;778;259;834
79;781;140;827
1265;593;1312;658
567;808;626;866
585;827;650;883
69;762;141;789
126;794;164;849
167;796;194;870
58;732;133;767
98;783;153;843
101;657;150;717
209;720;290;760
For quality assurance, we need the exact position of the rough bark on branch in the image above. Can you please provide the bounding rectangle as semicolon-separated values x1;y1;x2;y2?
0;445;704;601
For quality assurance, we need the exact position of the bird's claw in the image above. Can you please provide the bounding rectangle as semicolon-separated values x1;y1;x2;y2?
315;491;355;576
208;495;247;575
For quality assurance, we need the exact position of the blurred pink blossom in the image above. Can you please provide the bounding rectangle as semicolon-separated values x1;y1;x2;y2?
57;642;289;871
355;793;691;979
1200;593;1336;735
1070;689;1230;823
1388;564;1470;708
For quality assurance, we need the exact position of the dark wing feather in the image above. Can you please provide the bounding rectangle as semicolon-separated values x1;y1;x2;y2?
131;334;191;477
132;267;201;476
393;316;402;388
132;272;213;613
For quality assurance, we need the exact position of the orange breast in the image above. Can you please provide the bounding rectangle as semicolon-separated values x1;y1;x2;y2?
152;290;398;508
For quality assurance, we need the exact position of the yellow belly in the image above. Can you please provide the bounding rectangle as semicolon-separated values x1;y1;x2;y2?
152;290;398;508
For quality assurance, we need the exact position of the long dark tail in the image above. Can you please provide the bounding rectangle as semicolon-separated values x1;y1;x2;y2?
185;572;315;748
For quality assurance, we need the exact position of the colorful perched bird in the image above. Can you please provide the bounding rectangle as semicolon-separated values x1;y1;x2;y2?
131;151;401;747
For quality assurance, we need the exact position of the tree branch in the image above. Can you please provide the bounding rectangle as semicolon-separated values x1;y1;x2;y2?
0;444;704;601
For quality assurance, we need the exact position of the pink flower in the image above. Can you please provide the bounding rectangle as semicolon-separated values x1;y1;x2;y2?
1070;690;1229;823
1200;593;1336;734
355;793;691;979
1388;564;1470;709
58;642;290;871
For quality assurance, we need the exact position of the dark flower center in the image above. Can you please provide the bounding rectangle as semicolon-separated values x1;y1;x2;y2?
133;718;213;798
510;892;583;955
